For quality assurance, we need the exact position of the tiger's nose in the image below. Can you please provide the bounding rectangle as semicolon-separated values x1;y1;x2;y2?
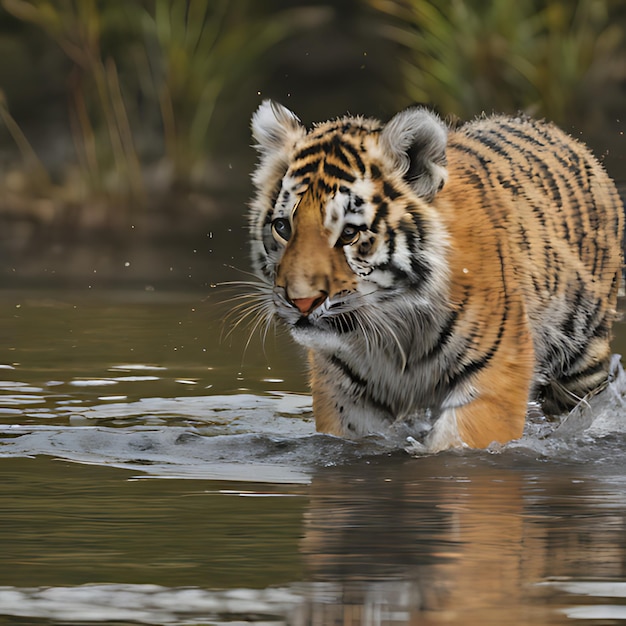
291;294;326;315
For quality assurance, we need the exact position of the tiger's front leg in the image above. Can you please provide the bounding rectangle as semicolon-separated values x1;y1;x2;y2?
425;323;536;452
425;383;531;452
309;303;536;452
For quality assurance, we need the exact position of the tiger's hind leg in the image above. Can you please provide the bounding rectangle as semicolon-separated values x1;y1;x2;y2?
540;336;613;415
539;268;622;415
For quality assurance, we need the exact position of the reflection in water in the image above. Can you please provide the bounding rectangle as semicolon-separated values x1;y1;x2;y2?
1;453;625;625
298;455;626;624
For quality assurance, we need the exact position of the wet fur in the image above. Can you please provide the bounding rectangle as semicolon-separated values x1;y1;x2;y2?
248;100;624;451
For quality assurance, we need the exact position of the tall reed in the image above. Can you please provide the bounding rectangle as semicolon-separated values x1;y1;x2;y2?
369;0;624;124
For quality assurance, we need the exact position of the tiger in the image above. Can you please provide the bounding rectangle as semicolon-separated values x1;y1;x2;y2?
248;99;624;452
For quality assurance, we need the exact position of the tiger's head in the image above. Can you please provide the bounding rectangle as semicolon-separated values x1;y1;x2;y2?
249;100;451;350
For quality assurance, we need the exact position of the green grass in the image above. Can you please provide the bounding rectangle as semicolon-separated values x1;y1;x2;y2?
0;0;303;204
369;0;625;123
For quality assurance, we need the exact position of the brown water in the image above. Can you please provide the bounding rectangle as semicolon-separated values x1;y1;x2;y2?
1;289;626;625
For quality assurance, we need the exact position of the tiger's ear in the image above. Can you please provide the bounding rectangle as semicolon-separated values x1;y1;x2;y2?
251;100;304;155
381;107;448;201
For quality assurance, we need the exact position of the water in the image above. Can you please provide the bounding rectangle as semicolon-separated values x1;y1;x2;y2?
1;289;626;625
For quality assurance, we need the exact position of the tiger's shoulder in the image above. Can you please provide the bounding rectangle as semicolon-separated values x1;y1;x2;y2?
438;111;623;286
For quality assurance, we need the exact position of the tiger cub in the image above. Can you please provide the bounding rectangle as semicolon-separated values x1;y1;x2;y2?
248;100;624;451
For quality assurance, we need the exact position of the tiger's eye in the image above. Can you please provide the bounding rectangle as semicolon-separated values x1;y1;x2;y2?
271;217;292;242
337;224;361;246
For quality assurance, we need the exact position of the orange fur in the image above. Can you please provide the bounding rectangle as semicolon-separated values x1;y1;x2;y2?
249;102;624;451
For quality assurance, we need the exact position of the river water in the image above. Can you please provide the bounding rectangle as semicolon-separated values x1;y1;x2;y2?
1;288;626;625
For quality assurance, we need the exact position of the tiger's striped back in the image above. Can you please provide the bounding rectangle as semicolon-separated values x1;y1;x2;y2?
445;115;623;413
248;101;624;451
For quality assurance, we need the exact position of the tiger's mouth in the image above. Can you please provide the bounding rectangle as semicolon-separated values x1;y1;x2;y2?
294;315;314;329
271;284;368;338
289;307;359;336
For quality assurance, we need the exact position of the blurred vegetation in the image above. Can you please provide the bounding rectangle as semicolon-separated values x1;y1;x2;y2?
368;0;626;124
0;0;624;263
0;0;325;222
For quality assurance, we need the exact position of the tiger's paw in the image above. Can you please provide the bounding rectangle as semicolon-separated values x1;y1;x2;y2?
404;436;428;456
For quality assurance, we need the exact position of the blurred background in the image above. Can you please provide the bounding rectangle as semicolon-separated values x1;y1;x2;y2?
0;0;625;289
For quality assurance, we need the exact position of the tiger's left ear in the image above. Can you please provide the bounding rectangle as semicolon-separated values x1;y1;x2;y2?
251;100;305;155
250;100;306;191
381;107;448;201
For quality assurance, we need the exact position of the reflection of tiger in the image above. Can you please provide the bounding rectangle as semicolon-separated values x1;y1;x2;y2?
248;100;624;451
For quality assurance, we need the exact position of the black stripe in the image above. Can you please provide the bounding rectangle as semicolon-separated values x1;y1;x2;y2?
486;124;583;249
497;122;546;150
293;144;325;161
449;139;493;168
329;355;394;416
386;224;396;257
420;285;471;361
518;223;531;252
316;178;336;195
409;209;425;236
440;242;509;391
421;309;460;361
542;243;555;293
590;311;610;340
398;213;430;283
333;144;353;170
459;165;493;216
557;359;608;387
323;161;356;182
560;282;585;336
371;201;389;230
444;307;506;392
456;133;571;284
375;261;409;281
486;128;563;204
469;131;511;158
529;199;548;229
496;172;522;197
291;159;320;178
383;181;401;200
370;164;382;179
340;141;366;175
409;257;431;285
552;140;588;178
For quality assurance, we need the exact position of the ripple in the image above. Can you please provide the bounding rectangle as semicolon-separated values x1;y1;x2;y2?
70;379;119;387
0;395;46;406
0;583;300;624
562;605;626;620
0;418;392;483
109;364;168;372
108;376;161;382
0;381;44;393
538;580;626;621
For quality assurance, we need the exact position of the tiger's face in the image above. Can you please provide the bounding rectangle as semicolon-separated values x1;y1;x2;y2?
249;100;451;349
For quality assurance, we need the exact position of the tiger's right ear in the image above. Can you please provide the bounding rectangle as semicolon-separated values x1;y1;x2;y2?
251;100;305;155
381;107;448;202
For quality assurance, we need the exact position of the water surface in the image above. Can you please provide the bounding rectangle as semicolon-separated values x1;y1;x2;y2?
1;289;626;625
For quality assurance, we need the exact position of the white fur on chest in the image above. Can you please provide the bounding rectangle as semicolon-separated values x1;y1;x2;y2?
312;322;468;439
